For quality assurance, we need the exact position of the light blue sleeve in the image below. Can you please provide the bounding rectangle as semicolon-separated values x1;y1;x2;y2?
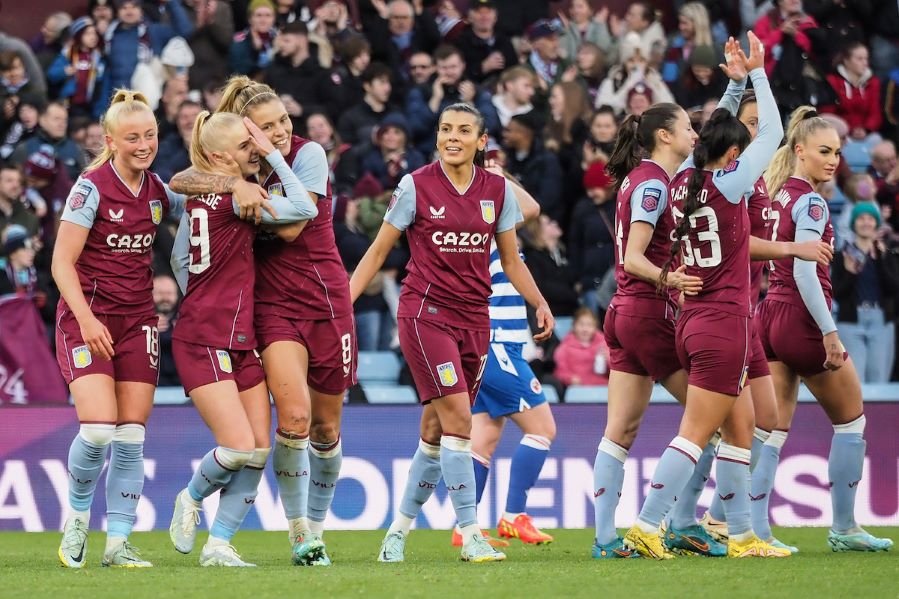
717;77;747;116
383;174;416;231
711;68;784;204
164;183;187;218
234;150;318;224
60;178;100;228
675;153;695;175
170;212;191;294
791;192;829;236
793;228;837;335
291;142;329;198
629;178;668;226
497;179;524;233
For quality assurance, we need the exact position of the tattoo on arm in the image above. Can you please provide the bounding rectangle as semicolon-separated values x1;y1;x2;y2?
169;167;236;195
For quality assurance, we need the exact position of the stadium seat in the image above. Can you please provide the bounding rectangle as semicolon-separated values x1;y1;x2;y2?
554;316;574;339
357;351;402;384
362;384;418;404
564;385;605;403
542;385;560;403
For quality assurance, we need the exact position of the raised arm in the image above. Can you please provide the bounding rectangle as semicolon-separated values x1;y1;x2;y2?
169;167;270;223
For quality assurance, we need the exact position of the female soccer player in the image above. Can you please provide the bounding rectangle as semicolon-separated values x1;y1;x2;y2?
702;95;833;553
53;90;185;568
167;111;318;567
448;166;550;548
623;32;790;560
590;99;706;558
350;103;554;564
758;106;894;552
170;76;352;566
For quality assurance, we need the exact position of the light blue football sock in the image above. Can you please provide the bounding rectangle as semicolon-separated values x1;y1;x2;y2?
308;438;342;533
506;434;551;514
669;442;715;529
105;425;146;538
716;443;752;537
829;416;866;533
272;430;310;520
210;448;269;542
751;427;770;470
472;453;489;505
441;436;478;528
750;430;786;540
593;437;627;545
637;437;701;529
188;447;252;502
67;424;114;513
398;440;442;520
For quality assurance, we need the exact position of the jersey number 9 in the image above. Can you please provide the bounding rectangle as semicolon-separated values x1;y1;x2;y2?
188;208;211;274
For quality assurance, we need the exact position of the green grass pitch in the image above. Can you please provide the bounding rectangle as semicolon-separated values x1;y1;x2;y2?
2;528;897;598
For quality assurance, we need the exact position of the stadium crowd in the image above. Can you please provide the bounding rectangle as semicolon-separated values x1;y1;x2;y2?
3;0;899;396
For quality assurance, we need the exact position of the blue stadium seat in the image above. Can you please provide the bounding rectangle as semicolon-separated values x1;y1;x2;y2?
554;316;574;339
362;384;418;404
564;385;605;403
357;351;402;384
542;385;560;403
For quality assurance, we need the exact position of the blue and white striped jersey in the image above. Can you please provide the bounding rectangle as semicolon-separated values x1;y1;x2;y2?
488;240;529;344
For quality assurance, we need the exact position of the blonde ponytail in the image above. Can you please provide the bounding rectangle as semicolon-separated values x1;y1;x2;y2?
216;74;278;115
764;106;834;197
85;89;155;173
189;110;246;174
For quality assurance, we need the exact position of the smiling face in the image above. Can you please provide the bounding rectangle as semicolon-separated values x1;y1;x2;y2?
306;114;333;146
216;123;261;177
795;126;841;184
853;212;877;239
108;110;159;173
247;98;293;157
573;311;597;343
437;109;486;167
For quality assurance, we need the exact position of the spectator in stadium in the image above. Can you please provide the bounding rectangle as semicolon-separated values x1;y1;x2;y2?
264;21;326;131
407;45;496;156
869;140;897;191
625;82;655;117
1;97;42;161
275;0;309;28
568;161;616;316
152;273;181;387
307;0;355;63
662;2;714;85
454;0;518;84
0;166;38;236
80;120;104;163
566;41;606;106
863;0;899;79
338;62;393;147
822;42;882;143
756;0;821;74
183;0;235;92
364;0;440;80
46;17;106;120
12;102;84;181
833;203;899;383
408;50;435;86
320;35;371;118
559;0;615;64
334;196;393;352
89;0;115;36
153;99;202;182
552;307;610;386
584;105;618;163
491;0;551;40
803;0;866;68
0;50;45;121
229;0;278;77
834;172;879;249
614;2;666;63
524;19;571;97
673;44;727;111
154;76;188;140
30;12;72;74
0;224;49;312
359;113;425;191
521;214;579;318
305;111;355;194
99;0;194;112
595;32;673;115
545;81;591;214
22;151;71;246
0;31;47;100
503;111;562;221
485;66;536;137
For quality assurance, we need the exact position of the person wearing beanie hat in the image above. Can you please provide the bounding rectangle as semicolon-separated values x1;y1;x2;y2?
361;112;425;189
674;43;726;111
230;0;277;77
569;160;616;314
833;199;899;383
0;223;38;297
47;18;106;120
